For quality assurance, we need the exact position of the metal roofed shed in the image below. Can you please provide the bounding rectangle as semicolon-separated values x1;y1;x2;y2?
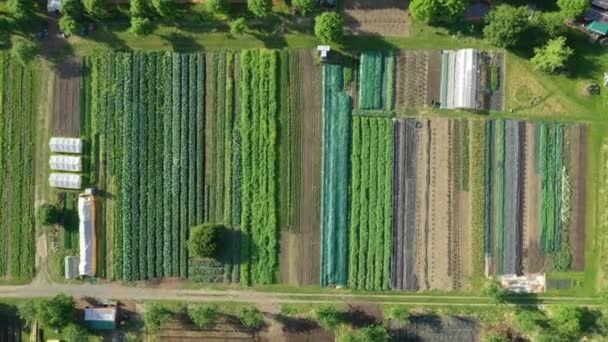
79;192;96;277
49;173;82;189
64;256;79;279
49;137;83;154
588;21;608;35
49;155;82;172
84;307;117;330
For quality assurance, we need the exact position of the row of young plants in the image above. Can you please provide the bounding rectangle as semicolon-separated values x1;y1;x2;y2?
89;52;206;281
469;120;486;277
348;116;393;290
494;120;506;274
238;50;280;285
0;53;35;279
358;51;384;110
321;64;352;286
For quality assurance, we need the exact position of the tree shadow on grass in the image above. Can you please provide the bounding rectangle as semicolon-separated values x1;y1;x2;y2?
275;313;320;333
157;31;203;53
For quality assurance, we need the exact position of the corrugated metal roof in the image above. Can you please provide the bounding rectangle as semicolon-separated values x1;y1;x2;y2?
85;307;117;322
588;20;608;35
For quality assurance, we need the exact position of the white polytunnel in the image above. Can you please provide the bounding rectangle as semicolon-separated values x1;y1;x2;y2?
49;173;82;189
49;137;83;154
440;49;480;110
78;193;96;277
49;155;82;172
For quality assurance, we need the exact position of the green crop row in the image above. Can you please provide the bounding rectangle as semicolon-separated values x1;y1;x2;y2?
539;123;564;253
495;120;505;274
359;51;384;110
238;50;280;286
348;117;393;290
385;52;396;111
0;53;36;280
469;120;486;277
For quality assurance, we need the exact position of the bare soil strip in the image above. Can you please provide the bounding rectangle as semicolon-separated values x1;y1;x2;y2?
395;52;429;110
503;120;524;275
570;124;587;271
522;122;544;273
52;59;81;137
415;119;430;290
426;51;442;106
343;0;409;36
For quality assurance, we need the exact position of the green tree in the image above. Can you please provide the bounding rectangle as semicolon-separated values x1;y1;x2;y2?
144;303;173;333
314;305;344;330
293;0;316;15
63;323;88;342
238;306;264;329
314;12;344;43
130;17;152;38
130;0;146;17
557;0;588;20
410;0;438;23
248;0;272;18
61;0;84;19
551;305;582;336
230;18;247;36
530;36;573;73
59;15;79;36
537;12;565;38
17;300;37;328
188;305;219;329
482;278;508;304
515;309;545;333
208;0;227;14
38;203;61;226
84;0;107;19
8;0;33;21
410;0;467;23
483;5;530;48
152;0;175;18
11;39;37;66
36;294;76;330
188;224;221;258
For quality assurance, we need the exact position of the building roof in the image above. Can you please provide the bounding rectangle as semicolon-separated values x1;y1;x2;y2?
588;20;608;35
592;0;608;10
49;137;83;154
49;173;82;189
585;7;608;22
64;256;79;280
49;155;82;172
85;308;117;330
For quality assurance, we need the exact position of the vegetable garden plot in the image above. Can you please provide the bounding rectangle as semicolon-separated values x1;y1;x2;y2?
89;52;206;281
468;120;486;277
359;51;392;110
238;50;280;286
538;123;564;254
0;53;36;280
321;64;352;286
348;116;393;291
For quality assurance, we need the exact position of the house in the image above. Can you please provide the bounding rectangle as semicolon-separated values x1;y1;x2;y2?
84;307;117;330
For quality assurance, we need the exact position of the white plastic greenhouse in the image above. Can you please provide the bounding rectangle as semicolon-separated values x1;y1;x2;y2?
49;155;82;172
440;49;480;110
78;193;96;277
49;137;83;154
49;173;82;189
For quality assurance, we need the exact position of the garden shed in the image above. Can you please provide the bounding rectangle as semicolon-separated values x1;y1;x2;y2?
588;20;608;36
49;137;83;154
49;155;82;172
84;307;117;330
440;49;480;110
78;192;96;277
49;173;82;189
64;256;79;279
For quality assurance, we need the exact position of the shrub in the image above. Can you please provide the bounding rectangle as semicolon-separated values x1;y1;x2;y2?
384;305;410;323
482;278;508;303
11;39;37;65
314;305;344;330
314;12;343;43
188;224;221;258
188;305;219;329
530;36;573;73
230;18;247;36
38;203;61;226
410;0;467;23
551;305;582;336
59;15;79;36
36;294;76;330
293;0;315;15
549;245;572;271
515;309;546;333
483;5;530;48
63;323;88;342
248;0;272;18
144;303;173;333
152;0;175;18
557;0;589;20
359;325;389;341
9;0;33;21
130;17;152;38
238;306;264;329
18;300;37;328
208;0;227;13
130;0;146;17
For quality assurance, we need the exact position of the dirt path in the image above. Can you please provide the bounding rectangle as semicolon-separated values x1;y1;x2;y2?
343;0;410;36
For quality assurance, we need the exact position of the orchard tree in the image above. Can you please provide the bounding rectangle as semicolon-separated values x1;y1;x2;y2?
410;0;438;23
61;0;84;19
293;0;316;15
130;16;152;37
36;294;76;330
359;325;390;341
314;12;344;43
188;305;219;329
130;0;146;18
84;0;107;19
38;203;61;226
152;0;175;18
11;39;37;65
230;18;247;36
483;5;530;48
531;36;573;73
248;0;272;18
9;0;34;21
558;0;589;20
537;12;565;38
59;15;79;36
188;224;221;258
551;305;583;336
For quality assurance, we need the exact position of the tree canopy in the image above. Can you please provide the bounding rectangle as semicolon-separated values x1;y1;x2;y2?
482;278;508;303
557;0;589;20
59;15;79;36
62;323;88;342
144;303;173;333
152;0;175;18
188;224;221;258
230;18;247;36
293;0;316;15
84;0;107;18
483;5;530;48
314;12;344;43
38;203;61;226
9;0;34;21
551;305;583;336
409;0;467;23
130;17;152;38
130;0;147;17
61;0;84;19
35;294;76;330
530;36;573;73
208;0;228;14
248;0;272;18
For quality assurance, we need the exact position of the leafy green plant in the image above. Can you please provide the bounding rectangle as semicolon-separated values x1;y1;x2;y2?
314;12;343;43
239;306;264;329
314;305;344;330
188;305;219;329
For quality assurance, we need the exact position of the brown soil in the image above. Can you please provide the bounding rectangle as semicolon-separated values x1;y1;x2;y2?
569;124;587;271
415;119;430;290
52;59;81;137
343;0;409;36
395;52;429;110
426;51;442;106
522;123;545;273
280;50;321;286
